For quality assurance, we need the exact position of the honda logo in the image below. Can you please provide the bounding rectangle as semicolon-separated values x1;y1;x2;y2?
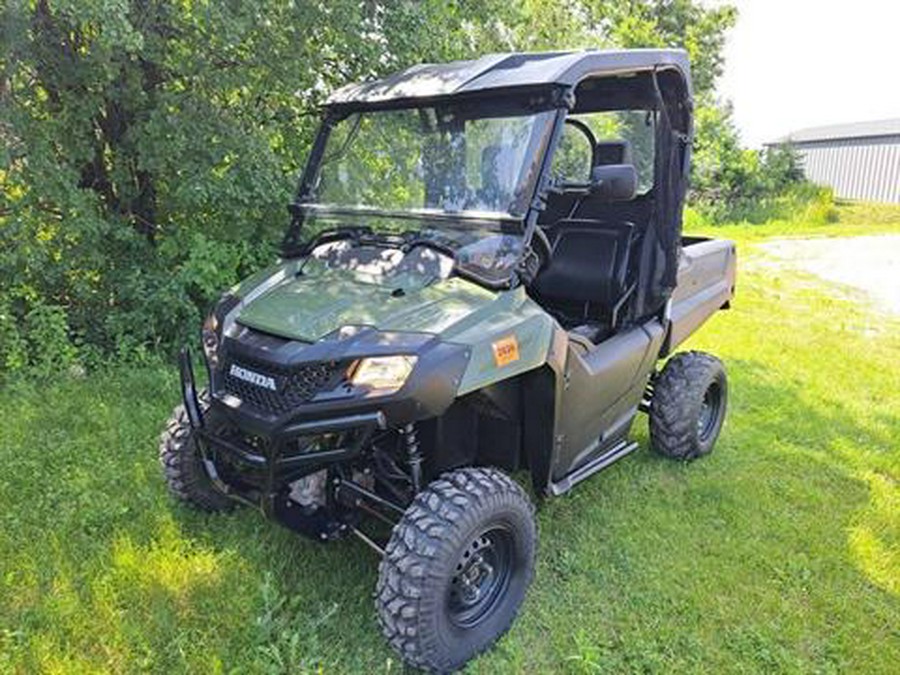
229;364;278;391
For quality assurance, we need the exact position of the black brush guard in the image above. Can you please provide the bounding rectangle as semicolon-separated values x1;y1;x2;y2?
179;348;386;515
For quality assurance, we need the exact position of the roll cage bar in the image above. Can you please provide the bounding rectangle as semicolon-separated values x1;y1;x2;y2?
282;51;692;314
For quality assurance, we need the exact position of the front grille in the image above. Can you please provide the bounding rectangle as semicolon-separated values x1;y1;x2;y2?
220;357;348;415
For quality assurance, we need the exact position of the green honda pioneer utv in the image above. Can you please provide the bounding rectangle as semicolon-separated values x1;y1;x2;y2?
161;49;736;672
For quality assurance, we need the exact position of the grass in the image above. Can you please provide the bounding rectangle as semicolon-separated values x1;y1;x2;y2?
2;204;899;673
693;200;900;242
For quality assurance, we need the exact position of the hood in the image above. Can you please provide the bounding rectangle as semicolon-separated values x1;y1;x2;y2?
234;260;498;342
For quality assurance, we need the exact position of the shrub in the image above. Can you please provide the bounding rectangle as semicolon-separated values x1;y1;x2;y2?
0;298;77;379
689;102;833;224
0;0;752;375
0;298;28;376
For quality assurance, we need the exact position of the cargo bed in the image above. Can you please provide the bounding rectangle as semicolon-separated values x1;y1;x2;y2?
665;236;737;354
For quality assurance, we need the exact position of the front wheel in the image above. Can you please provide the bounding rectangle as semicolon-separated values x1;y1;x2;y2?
649;351;728;460
376;467;536;672
159;389;234;512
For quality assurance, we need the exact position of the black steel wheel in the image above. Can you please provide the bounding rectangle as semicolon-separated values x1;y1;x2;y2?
376;467;536;673
649;351;728;460
159;389;234;512
697;379;725;444
448;526;514;629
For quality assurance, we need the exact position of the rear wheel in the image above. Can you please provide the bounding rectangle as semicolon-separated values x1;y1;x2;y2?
376;467;536;672
159;389;234;512
649;351;728;460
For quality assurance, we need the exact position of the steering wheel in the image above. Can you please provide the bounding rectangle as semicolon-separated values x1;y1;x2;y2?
519;226;551;284
531;226;552;269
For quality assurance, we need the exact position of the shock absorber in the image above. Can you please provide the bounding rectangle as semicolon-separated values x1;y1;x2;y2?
403;423;423;494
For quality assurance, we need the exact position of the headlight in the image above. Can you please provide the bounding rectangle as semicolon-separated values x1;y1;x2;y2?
349;355;417;395
201;314;220;367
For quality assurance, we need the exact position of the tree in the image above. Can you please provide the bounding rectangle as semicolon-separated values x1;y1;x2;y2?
1;0;740;370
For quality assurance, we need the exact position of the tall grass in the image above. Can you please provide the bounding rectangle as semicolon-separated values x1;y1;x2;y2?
686;184;838;230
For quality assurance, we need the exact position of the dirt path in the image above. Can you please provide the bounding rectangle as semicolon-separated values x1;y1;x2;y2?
758;234;900;314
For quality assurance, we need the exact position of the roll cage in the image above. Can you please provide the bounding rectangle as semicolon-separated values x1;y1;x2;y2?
282;49;693;320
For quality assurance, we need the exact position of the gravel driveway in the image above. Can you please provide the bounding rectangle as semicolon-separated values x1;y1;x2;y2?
758;234;900;314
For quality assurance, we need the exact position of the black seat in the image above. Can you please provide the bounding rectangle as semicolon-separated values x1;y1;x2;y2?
594;139;632;166
533;220;635;341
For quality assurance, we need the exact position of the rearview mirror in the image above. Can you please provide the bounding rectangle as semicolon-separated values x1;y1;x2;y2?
589;164;637;201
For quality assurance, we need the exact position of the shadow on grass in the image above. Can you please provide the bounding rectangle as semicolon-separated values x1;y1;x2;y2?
0;373;392;673
676;357;898;599
501;356;897;673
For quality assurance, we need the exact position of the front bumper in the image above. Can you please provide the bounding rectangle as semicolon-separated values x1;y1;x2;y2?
179;320;469;519
179;348;385;510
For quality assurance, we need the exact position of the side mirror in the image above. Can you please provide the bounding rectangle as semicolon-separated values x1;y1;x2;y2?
589;164;637;201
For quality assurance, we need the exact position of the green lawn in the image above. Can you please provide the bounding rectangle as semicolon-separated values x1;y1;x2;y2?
2;207;899;673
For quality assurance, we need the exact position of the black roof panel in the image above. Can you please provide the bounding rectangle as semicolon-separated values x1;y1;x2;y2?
326;49;691;106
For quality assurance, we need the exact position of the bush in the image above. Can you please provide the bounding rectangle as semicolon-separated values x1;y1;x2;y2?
0;299;77;380
0;1;749;375
0;298;28;376
689;102;834;224
1;1;516;376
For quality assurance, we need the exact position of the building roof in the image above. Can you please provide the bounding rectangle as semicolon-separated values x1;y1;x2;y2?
770;118;900;144
325;49;691;106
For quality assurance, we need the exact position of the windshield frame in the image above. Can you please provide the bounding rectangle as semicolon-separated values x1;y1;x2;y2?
280;61;692;315
294;202;525;227
292;92;560;210
282;91;565;287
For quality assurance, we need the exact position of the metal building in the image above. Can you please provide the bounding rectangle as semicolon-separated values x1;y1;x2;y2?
768;119;900;204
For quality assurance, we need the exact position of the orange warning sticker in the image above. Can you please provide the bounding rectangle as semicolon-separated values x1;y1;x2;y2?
491;335;520;367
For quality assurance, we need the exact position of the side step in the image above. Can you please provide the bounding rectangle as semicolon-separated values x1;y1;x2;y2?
548;440;639;496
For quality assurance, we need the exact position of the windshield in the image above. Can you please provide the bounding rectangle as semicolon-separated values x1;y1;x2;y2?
291;101;557;285
311;106;554;217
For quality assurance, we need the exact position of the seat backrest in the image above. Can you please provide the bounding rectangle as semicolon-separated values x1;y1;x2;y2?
533;220;634;310
594;139;633;166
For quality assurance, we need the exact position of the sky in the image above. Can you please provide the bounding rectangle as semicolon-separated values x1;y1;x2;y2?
711;0;900;147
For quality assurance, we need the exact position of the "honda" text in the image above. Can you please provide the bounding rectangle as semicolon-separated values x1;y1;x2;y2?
229;364;277;391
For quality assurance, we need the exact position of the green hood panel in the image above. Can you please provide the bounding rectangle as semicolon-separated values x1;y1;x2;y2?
235;264;498;342
232;259;558;395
